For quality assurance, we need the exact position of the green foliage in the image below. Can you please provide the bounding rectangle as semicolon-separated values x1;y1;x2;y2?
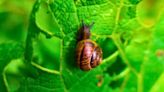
0;0;164;92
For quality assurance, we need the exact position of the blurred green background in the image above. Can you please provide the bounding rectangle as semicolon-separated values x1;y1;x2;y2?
0;0;164;92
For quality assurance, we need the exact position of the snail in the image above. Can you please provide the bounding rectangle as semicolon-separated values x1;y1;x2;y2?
76;21;103;71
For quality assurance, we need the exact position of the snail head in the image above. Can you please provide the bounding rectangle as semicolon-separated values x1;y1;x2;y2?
77;21;95;41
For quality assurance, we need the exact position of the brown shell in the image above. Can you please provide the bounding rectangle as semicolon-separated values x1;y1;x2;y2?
76;39;102;71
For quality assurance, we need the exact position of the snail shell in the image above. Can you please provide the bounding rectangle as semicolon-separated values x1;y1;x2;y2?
76;22;103;71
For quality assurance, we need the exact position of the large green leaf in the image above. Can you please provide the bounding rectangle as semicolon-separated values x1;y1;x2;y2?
0;0;164;92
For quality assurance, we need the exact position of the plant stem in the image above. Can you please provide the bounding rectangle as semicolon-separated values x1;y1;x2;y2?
31;62;60;75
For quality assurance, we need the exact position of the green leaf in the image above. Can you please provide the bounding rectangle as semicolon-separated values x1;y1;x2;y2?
18;68;65;92
0;42;24;92
35;2;64;38
150;73;164;92
0;42;24;72
1;0;164;92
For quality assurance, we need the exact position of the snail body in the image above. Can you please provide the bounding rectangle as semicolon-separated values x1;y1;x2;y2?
76;22;102;71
